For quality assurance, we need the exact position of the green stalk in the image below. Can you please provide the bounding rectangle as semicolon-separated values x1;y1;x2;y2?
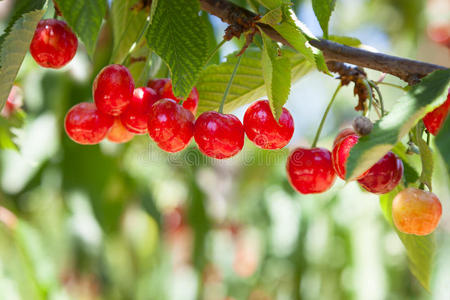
218;54;242;114
311;83;342;148
204;39;226;67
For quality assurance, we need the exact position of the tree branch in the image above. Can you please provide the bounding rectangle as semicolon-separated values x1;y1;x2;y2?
199;0;448;84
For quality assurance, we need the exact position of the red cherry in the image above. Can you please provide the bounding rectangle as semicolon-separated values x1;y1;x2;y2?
93;64;135;116
120;87;158;134
332;131;369;180
357;151;403;194
332;128;355;147
392;188;442;235
286;147;336;194
148;99;195;153
194;111;244;159
64;102;114;145
29;19;78;69
243;100;294;149
148;78;199;115
147;78;170;94
107;118;134;143
1;86;23;117
423;89;450;136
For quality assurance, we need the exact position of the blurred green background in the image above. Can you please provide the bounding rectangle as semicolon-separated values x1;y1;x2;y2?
0;0;449;299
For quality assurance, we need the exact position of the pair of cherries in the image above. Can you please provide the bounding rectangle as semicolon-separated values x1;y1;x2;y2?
287;127;404;195
194;100;294;159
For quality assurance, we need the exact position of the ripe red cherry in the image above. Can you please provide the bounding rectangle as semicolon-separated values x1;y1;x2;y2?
243;100;294;149
392;188;442;235
148;78;199;115
29;19;78;69
332;128;355;147
64;102;114;145
120;87;158;134
423;89;450;135
107;118;134;143
286;147;336;194
332;131;369;180
194;111;244;159
357;151;403;194
93;64;135;116
148;99;195;153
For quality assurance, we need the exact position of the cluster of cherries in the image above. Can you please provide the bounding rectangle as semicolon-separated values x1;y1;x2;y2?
63;63;295;158
286;127;404;194
27;17;447;236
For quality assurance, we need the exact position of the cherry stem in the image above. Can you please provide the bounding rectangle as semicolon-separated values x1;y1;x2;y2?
369;80;385;116
204;39;226;67
121;14;151;65
218;54;242;114
311;83;342;148
377;81;407;91
362;79;374;117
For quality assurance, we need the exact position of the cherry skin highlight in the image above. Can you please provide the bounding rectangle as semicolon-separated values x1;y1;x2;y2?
107;118;134;143
1;86;22;117
93;64;135;116
423;89;450;136
64;102;114;145
148;99;195;153
392;188;442;236
30;19;78;69
357;151;404;194
286;147;336;194
120;87;159;134
243;100;294;149
194;111;244;159
332;132;368;180
148;78;199;115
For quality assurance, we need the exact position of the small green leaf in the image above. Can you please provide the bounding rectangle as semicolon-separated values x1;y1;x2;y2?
435;116;450;176
258;8;283;25
268;6;329;74
312;0;336;38
110;0;148;64
0;2;47;110
261;31;291;119
0;109;26;150
380;188;435;290
146;0;208;98
257;0;287;10
196;48;312;115
328;35;361;47
391;142;420;186
54;0;107;57
346;69;450;181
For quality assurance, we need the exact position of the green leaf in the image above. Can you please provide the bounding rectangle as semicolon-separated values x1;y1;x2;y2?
259;8;283;25
146;0;208;98
328;35;361;47
435;116;450;176
261;31;291;119
346;69;450;181
257;0;287;10
0;2;47;110
110;0;148;64
197;48;312;115
380;188;435;290
391;143;420;186
265;6;329;73
54;0;107;56
312;0;336;38
412;123;434;190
